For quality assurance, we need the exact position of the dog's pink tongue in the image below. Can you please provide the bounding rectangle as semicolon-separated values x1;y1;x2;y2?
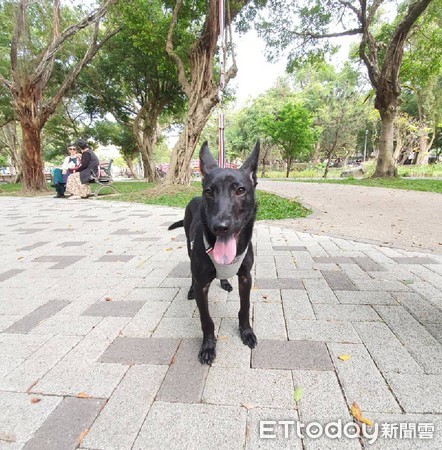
213;236;236;265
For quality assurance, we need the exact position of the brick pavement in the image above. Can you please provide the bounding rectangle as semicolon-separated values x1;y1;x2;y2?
0;196;441;449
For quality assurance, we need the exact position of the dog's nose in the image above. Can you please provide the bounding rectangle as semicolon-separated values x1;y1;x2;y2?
212;220;231;235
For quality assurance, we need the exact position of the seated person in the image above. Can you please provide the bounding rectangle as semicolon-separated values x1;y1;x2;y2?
52;144;81;198
66;139;100;199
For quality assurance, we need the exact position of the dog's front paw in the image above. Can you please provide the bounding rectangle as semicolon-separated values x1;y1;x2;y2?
187;286;195;300
220;279;233;292
198;339;216;365
240;327;257;349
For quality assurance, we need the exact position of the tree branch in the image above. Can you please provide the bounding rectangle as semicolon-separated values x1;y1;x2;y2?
166;0;191;97
39;26;121;127
382;0;432;84
31;0;117;89
293;28;362;39
10;0;26;86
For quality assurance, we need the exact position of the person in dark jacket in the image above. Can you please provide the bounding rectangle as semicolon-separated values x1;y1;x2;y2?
66;139;100;199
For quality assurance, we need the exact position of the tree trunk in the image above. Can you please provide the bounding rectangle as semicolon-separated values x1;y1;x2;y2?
312;142;320;165
416;133;430;164
323;156;331;178
20;121;47;192
124;157;137;179
285;156;292;178
372;107;398;178
165;99;216;185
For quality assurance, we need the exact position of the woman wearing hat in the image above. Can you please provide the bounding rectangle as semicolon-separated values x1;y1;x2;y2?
52;144;82;198
66;139;100;199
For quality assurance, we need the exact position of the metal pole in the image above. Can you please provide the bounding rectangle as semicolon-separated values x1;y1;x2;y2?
218;0;226;168
363;129;368;162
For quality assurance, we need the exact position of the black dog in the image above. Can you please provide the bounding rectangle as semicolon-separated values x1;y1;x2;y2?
168;141;260;364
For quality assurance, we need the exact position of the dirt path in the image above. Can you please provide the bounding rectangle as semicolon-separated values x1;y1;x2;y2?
258;180;442;254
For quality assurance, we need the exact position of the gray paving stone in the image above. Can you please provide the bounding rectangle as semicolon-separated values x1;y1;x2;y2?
31;361;128;398
313;304;381;321
335;290;397;305
95;254;134;262
0;335;82;392
425;323;442;343
351;256;385;272
252;340;333;370
0;392;62;445
286;320;361;343
134;402;246;450
111;229;144;235
153;317;220;339
203;367;294;408
352;279;410;292
23;397;105;450
57;241;87;247
19;242;50;251
124;287;179;302
375;306;440;347
291;370;351;422
168;261;191;278
409;282;442;309
0;334;52;377
4;301;70;333
0;269;26;282
314;257;353;264
353;322;423;374
81;300;144;317
321;271;357;291
281;290;315;320
273;245;306;251
254;278;304;289
391;257;438;265
32;255;84;269
99;336;179;365
384;373;442;413
391;292;442;323
83;365;168;450
405;343;442;375
246;407;302;450
157;339;209;403
327;343;401;413
303;278;339;304
250;288;281;303
254;303;287;340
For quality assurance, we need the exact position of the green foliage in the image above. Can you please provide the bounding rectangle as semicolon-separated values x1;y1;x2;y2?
260;100;315;162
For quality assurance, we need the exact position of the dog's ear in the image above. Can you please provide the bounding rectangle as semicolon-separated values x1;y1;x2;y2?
241;140;260;186
199;141;218;176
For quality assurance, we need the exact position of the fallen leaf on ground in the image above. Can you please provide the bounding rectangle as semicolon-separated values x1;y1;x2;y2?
76;392;91;398
104;297;112;301
164;247;173;252
170;355;175;365
106;250;113;254
351;402;373;426
26;379;38;393
293;385;303;402
76;428;89;446
30;398;41;404
338;354;351;361
218;335;229;341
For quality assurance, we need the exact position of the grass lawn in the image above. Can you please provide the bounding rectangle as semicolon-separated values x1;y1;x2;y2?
0;181;311;221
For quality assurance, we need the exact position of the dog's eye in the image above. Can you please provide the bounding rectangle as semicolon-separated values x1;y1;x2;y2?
236;187;246;196
204;189;213;198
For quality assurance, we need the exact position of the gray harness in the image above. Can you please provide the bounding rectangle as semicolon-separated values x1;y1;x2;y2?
202;235;248;279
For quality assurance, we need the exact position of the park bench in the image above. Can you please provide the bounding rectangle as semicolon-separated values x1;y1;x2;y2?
90;159;118;198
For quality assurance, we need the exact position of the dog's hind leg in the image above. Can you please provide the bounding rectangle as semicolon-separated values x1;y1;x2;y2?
238;271;257;349
220;279;233;292
194;281;217;364
187;277;195;300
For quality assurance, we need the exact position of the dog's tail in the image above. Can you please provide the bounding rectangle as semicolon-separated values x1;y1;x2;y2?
168;220;184;230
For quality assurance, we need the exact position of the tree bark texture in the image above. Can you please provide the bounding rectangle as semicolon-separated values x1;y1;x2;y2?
1;0;118;192
373;108;397;177
165;0;244;185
